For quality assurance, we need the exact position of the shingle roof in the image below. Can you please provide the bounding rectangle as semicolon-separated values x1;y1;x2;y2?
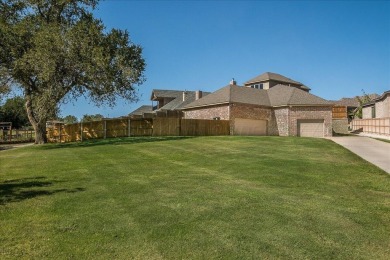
159;91;210;110
331;94;380;107
331;97;360;107
182;84;271;109
150;89;211;111
182;85;232;108
245;72;303;85
362;91;389;107
128;105;154;116
183;84;331;109
268;84;331;106
151;90;183;100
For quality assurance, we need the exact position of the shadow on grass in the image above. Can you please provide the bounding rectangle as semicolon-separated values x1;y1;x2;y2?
0;177;85;205
38;136;197;150
0;146;13;151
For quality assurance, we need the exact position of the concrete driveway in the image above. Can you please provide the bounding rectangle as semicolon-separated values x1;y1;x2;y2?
331;136;390;174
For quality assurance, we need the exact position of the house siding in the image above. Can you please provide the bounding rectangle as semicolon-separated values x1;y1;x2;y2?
362;105;373;119
375;95;390;118
362;94;390;119
289;106;333;137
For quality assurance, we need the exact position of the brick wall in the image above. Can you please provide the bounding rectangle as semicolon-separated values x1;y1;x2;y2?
332;118;349;134
183;105;230;120
289;106;333;137
184;104;333;137
272;107;289;136
230;104;274;135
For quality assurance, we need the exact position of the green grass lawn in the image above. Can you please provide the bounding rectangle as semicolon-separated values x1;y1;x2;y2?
1;136;389;259
375;138;390;144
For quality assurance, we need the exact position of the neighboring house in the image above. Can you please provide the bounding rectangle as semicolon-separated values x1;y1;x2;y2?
362;90;390;119
244;72;311;92
182;78;333;137
128;105;155;118
129;90;210;118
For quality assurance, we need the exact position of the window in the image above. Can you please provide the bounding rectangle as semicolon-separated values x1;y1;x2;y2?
251;84;261;89
259;83;263;89
371;106;376;118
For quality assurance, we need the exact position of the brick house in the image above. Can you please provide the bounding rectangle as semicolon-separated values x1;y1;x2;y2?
362;90;390;119
182;72;333;137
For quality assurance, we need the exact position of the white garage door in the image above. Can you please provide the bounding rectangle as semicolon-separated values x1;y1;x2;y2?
234;118;267;136
298;119;324;137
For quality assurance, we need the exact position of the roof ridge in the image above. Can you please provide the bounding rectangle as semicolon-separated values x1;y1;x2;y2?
286;86;296;105
228;85;233;103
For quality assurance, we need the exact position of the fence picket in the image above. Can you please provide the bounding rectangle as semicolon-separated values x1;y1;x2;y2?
46;118;230;142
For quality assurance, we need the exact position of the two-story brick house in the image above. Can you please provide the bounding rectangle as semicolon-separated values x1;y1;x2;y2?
182;72;333;137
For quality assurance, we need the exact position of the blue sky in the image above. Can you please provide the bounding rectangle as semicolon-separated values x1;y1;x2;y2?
60;0;390;119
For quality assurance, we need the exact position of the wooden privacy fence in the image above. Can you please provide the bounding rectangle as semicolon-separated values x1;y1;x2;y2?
332;106;347;119
47;118;230;143
351;118;390;136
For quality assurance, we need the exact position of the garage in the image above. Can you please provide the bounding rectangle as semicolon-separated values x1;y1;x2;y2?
298;119;324;137
234;118;267;136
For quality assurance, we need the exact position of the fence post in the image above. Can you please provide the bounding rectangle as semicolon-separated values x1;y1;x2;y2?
80;122;83;142
104;120;107;139
128;118;131;137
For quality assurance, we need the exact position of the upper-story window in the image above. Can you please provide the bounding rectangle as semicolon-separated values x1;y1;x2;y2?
250;84;263;89
371;106;376;118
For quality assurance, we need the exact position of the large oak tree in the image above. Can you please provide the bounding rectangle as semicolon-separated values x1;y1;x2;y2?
0;0;145;143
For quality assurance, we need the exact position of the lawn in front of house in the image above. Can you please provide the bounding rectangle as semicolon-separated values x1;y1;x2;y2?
1;136;389;259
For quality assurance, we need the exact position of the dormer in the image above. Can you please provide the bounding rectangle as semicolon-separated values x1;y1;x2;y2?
244;72;311;92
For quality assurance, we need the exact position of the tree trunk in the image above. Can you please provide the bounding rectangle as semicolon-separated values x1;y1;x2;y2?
25;94;48;144
33;121;47;144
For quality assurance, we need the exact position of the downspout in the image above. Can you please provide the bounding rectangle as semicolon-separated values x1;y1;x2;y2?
288;106;291;136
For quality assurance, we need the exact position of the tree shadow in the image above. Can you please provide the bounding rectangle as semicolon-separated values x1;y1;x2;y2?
0;177;85;205
0;145;13;151
38;136;198;150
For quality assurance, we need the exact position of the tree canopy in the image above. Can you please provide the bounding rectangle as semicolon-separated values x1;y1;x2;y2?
0;0;146;143
81;113;103;122
0;96;30;128
61;114;78;124
354;91;372;119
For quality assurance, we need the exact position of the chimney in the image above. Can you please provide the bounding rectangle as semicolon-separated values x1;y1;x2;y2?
195;90;203;100
230;78;236;85
183;91;187;101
